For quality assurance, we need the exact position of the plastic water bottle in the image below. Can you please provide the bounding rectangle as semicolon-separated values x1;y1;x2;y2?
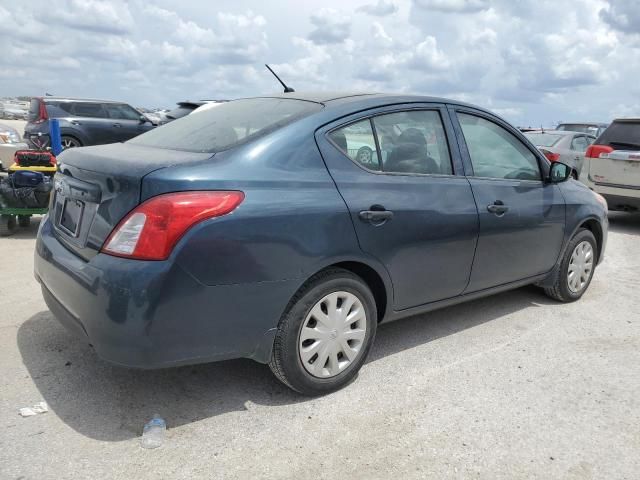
141;414;166;449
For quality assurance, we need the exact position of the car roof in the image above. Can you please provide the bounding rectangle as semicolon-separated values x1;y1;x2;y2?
40;97;127;104
526;130;591;136
242;91;492;113
558;122;608;126
612;118;640;123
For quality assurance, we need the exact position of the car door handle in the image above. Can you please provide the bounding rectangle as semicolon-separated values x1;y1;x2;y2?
487;201;509;216
70;120;81;125
359;208;394;225
113;123;122;128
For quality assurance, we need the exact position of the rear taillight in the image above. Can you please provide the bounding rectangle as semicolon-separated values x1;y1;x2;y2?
34;101;48;124
102;191;244;260
585;145;613;159
541;149;560;162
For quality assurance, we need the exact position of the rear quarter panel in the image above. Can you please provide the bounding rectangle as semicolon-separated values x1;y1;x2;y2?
141;120;392;290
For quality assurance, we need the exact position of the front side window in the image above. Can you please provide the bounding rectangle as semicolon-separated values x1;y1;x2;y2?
328;120;381;170
105;104;141;120
458;113;541;181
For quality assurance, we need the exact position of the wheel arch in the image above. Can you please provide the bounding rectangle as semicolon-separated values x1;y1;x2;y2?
578;217;603;262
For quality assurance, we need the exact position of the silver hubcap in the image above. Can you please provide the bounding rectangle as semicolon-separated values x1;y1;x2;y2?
298;291;367;378
62;138;78;148
358;149;372;163
567;241;594;293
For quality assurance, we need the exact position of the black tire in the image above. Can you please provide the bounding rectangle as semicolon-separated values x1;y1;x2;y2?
18;215;30;228
0;215;17;236
544;229;597;302
61;135;82;149
269;268;378;396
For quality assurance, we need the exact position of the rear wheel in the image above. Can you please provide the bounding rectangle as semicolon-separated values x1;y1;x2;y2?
18;215;30;228
544;229;597;302
0;215;17;236
269;268;377;395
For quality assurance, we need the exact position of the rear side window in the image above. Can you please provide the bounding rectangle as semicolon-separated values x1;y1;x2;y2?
329;110;452;175
458;113;541;181
328;120;381;170
44;101;74;118
129;98;322;153
596;121;640;150
71;103;107;118
570;136;591;151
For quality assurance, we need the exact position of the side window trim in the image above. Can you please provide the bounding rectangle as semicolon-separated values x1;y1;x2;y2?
448;105;548;182
325;106;459;177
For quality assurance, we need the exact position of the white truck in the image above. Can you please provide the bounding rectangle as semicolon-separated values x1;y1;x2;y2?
580;118;640;211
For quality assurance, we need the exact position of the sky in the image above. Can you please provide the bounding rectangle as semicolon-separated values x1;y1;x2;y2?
0;0;639;126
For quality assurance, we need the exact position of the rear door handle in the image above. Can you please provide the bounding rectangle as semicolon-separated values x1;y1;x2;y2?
70;120;81;125
113;123;122;128
487;201;509;216
359;208;394;225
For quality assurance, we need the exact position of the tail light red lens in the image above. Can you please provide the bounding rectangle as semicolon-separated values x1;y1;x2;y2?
35;100;48;124
541;149;560;162
585;145;613;159
102;191;245;260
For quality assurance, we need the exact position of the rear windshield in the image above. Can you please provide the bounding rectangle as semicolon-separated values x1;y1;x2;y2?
557;124;601;135
596;121;640;150
28;99;39;121
524;132;564;147
129;98;323;153
165;106;196;121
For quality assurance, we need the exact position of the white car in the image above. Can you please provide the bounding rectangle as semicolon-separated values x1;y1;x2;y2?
580;118;640;211
0;123;28;172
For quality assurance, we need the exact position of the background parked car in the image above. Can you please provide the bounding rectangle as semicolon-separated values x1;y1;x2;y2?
557;122;608;137
524;130;595;178
581;118;640;211
0;123;28;171
158;100;227;124
24;97;156;149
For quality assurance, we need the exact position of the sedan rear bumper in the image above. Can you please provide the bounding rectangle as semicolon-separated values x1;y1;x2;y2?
34;216;297;368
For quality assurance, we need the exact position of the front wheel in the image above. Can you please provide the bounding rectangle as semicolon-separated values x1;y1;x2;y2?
61;135;82;149
544;229;597;302
269;268;377;395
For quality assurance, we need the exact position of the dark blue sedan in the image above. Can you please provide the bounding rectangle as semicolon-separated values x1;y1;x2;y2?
35;92;608;395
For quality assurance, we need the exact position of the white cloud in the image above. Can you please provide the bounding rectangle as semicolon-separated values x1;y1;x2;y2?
308;8;352;44
357;0;399;16
0;0;637;125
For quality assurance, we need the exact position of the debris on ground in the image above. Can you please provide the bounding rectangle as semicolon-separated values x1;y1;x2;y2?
140;414;166;449
19;401;49;417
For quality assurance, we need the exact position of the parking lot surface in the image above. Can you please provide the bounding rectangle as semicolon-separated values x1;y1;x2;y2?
1;213;639;479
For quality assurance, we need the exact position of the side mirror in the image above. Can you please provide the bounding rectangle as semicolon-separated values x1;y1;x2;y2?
548;162;571;183
139;115;147;124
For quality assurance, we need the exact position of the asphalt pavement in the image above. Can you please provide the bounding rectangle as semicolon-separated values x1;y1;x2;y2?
0;213;639;479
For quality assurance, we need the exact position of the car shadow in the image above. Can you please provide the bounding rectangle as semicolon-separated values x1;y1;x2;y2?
2;215;42;239
18;285;553;442
607;211;640;235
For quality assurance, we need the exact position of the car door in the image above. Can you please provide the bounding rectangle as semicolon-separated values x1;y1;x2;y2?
316;105;479;310
103;103;152;142
69;102;113;145
449;107;566;292
568;134;593;176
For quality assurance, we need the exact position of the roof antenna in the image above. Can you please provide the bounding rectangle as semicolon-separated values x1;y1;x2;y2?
265;64;295;93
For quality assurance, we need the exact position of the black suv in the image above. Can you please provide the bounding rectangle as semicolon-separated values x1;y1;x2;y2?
24;97;156;149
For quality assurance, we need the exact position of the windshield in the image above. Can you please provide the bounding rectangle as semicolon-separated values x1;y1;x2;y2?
524;132;564;147
130;98;322;152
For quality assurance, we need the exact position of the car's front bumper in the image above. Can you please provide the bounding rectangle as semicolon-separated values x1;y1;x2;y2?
34;216;297;368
